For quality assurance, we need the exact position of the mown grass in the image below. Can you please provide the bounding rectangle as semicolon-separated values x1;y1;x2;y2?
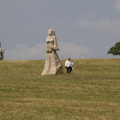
0;58;120;120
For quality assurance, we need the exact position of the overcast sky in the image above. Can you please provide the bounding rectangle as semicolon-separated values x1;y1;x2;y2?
0;0;120;60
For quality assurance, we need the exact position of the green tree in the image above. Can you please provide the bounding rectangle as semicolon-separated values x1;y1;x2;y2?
108;41;120;56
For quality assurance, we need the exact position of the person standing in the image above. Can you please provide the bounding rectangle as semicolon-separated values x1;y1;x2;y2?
65;58;74;73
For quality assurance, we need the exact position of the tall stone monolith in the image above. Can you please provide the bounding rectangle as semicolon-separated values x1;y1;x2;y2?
41;29;62;75
0;42;5;60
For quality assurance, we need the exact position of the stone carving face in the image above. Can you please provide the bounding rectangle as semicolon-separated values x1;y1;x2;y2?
48;29;56;36
48;29;53;35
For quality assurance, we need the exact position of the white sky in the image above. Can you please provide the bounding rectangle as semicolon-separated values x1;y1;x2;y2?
0;0;120;60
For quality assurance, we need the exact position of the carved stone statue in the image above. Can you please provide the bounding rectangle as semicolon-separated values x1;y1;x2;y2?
0;42;4;60
41;29;62;75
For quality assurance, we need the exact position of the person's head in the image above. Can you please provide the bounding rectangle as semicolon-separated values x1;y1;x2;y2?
68;58;71;61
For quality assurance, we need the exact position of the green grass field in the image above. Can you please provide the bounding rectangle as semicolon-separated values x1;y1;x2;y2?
0;58;120;120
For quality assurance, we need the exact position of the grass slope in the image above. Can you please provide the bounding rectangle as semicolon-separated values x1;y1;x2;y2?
0;59;120;120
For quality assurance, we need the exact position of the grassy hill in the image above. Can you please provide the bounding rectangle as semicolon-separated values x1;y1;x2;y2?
0;58;120;120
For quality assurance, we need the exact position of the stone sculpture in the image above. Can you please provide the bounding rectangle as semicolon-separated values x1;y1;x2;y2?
41;29;62;75
0;42;4;60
